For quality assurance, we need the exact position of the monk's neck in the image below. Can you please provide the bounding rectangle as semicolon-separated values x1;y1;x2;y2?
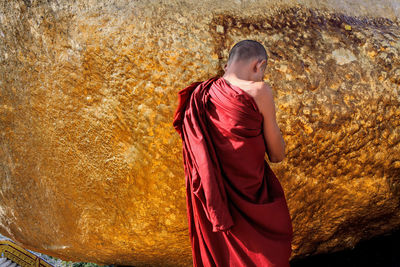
223;72;261;83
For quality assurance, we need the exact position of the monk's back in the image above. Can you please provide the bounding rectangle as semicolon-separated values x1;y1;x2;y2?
207;77;268;203
222;77;267;113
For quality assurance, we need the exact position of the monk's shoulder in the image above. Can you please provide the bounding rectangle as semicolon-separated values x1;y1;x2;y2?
250;82;273;106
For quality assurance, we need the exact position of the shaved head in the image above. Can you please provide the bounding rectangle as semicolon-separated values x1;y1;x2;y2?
227;40;268;64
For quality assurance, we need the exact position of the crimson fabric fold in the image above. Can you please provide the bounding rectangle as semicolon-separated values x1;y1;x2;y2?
173;76;293;267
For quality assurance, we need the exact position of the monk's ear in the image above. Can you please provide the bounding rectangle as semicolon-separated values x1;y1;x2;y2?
251;60;259;73
257;59;267;72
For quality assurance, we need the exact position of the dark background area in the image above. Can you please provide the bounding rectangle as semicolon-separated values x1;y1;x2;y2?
290;227;400;267
3;228;398;266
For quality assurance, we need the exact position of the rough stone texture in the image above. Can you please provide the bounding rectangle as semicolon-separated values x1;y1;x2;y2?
0;0;399;266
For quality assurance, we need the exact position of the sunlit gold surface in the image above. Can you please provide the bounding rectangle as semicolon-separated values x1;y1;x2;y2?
0;1;399;266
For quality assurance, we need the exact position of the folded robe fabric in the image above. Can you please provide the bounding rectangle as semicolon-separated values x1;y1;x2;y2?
173;76;293;267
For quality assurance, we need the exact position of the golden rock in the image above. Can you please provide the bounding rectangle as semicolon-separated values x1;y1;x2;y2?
0;0;399;266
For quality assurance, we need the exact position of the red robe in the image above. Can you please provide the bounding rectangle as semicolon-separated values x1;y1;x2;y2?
173;76;293;267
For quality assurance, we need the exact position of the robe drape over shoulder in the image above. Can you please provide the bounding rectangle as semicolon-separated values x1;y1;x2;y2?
173;77;293;267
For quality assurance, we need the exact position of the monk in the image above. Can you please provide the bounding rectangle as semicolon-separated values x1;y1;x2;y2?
173;40;293;267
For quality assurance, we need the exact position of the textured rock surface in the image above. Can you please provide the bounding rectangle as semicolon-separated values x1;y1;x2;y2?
0;0;399;266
